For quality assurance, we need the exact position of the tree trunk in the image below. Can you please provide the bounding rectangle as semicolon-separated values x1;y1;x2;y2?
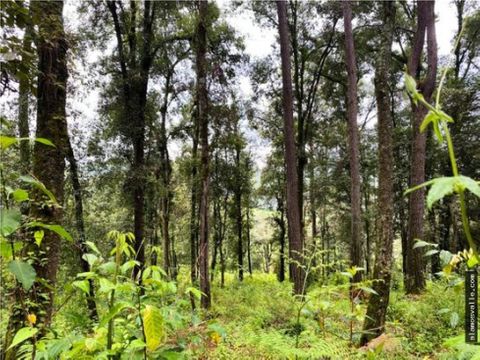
66;137;98;320
361;0;396;345
235;143;243;281
276;0;305;296
246;203;253;275
196;0;211;309
405;0;437;294
5;2;68;356
18;16;33;172
342;0;363;283
159;75;172;278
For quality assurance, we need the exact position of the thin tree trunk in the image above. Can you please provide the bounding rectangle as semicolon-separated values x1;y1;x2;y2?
361;0;396;345
196;0;211;309
276;0;305;296
235;143;243;281
342;0;363;283
66;137;98;320
246;203;252;275
405;0;437;294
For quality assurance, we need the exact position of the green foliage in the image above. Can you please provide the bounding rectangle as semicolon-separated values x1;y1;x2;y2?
7;327;38;350
7;259;36;290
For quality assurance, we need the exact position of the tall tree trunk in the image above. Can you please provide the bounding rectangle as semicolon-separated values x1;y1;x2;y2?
235;143;243;281
361;0;396;345
190;112;199;308
342;0;363;283
405;0;437;294
18;16;33;172
196;0;211;309
5;2;68;356
159;75;172;278
65;137;98;320
276;195;286;282
276;0;305;296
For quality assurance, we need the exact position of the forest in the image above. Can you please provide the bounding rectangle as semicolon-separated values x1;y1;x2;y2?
1;0;480;359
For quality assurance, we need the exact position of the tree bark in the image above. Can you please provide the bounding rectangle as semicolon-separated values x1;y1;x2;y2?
196;0;211;309
276;0;305;296
405;0;437;294
361;0;396;345
342;0;363;283
235;139;243;281
18;15;33;173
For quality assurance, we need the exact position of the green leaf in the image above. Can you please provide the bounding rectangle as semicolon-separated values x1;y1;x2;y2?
11;189;29;202
7;327;38;350
0;240;22;258
0;209;21;237
27;222;73;242
85;241;101;255
34;230;44;247
450;312;459;328
185;287;203;300
0;135;18;149
426;177;457;210
99;302;133;327
82;253;98;267
459;175;480;199
19;176;57;203
72;280;90;295
98;278;115;294
420;111;438;133
121;260;139;274
8;260;36;290
424;249;439;257
142;305;165;352
467;256;479;268
34;138;55;147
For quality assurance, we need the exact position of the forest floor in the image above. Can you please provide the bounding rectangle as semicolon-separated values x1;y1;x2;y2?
181;273;474;359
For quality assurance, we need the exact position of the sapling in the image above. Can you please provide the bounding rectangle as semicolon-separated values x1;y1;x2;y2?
404;68;480;269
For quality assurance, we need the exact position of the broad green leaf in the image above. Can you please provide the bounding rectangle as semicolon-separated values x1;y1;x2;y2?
424;249;439;257
7;327;38;350
99;302;133;327
85;241;101;255
121;260;139;274
0;135;17;149
11;189;29;202
0;240;22;258
459;175;480;199
185;287;203;301
0;209;21;237
34;138;55;147
426;177;456;209
98;278;115;294
34;230;44;247
73;280;90;294
27;222;73;242
19;176;57;203
82;253;98;267
142;305;165;352
98;261;116;275
8;260;36;290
